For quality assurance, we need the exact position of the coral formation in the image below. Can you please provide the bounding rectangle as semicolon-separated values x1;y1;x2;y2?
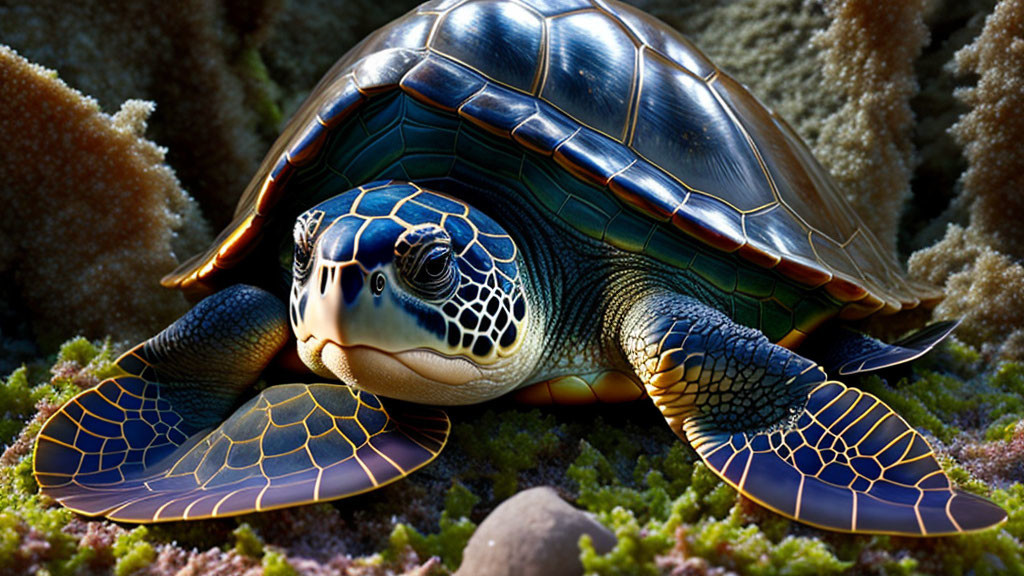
948;0;1024;256
0;1;279;227
811;0;929;258
0;47;210;347
911;226;1024;359
909;0;1024;361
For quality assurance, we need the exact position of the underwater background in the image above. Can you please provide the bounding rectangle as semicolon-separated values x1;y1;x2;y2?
1;0;1023;573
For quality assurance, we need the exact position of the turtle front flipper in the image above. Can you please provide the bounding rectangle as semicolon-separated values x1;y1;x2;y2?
621;294;1006;535
34;285;449;522
33;284;290;519
39;382;447;522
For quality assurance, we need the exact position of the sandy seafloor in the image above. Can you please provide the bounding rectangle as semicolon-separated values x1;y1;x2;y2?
2;0;1024;574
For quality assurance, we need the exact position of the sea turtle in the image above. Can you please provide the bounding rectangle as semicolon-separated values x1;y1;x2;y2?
34;0;1006;535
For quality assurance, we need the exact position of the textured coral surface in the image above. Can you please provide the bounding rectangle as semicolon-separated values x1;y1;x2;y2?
910;0;1024;361
0;47;209;347
2;0;1024;574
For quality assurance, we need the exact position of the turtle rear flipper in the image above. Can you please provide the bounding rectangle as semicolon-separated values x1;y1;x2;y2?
622;294;1006;535
803;321;958;376
35;382;448;522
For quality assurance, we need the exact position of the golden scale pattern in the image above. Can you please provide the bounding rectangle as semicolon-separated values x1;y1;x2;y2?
34;348;449;522
632;316;986;535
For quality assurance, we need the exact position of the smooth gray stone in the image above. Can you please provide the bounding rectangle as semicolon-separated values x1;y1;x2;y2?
455;486;616;576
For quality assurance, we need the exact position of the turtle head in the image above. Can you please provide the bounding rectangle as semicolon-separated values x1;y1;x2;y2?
289;182;533;405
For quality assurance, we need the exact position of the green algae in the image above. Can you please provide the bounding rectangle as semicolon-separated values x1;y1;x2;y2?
0;502;87;575
686;517;850;575
113;527;156;576
579;507;671;576
0;337;120;447
262;549;299;576
451;408;562;499
0;336;115;447
0;368;38;445
0;339;121;574
387;481;480;570
565;355;1024;574
1;337;1023;576
983;414;1020;441
572;436;851;575
233;522;265;558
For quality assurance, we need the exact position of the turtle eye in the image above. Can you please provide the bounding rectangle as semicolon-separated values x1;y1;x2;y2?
293;210;325;283
395;224;459;301
421;248;449;279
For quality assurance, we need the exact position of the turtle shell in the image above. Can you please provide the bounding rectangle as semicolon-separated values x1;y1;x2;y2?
164;0;938;319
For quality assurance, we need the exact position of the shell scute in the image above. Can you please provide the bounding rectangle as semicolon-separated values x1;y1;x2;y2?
671;193;745;253
453;122;524;180
605;0;715;79
510;112;577;155
542;9;637;141
342;124;406;184
644;227;697;270
521;156;570;213
316;78;364;128
516;0;590;17
286;121;328;167
632;52;773;213
559;196;609;240
607;161;678;223
552;127;634;187
353;49;425;95
361;11;436;53
603;209;653;253
401;56;487;112
459;83;539;137
433;0;545;92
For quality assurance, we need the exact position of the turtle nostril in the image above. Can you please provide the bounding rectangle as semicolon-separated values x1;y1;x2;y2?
319;267;328;296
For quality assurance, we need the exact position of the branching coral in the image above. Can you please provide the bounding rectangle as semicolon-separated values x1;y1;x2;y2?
949;0;1024;256
911;226;1024;358
910;0;1024;360
811;0;929;258
0;47;210;346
